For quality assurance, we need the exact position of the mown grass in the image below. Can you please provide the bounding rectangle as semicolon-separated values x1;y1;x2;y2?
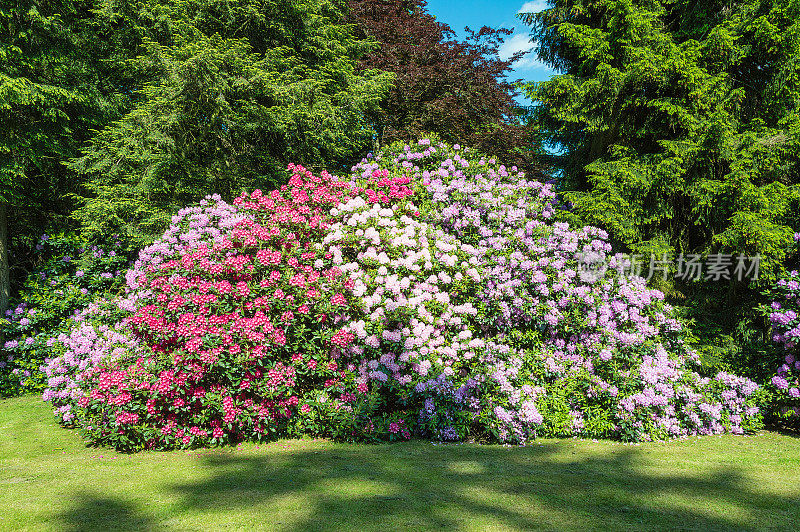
2;395;800;531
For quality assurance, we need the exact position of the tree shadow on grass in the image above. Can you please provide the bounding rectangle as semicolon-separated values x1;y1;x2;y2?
58;493;156;531
172;442;800;530
59;441;800;530
764;422;800;438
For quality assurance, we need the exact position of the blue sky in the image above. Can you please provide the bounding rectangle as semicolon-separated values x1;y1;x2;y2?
425;0;556;86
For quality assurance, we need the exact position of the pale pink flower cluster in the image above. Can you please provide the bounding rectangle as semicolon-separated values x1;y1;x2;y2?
322;195;480;388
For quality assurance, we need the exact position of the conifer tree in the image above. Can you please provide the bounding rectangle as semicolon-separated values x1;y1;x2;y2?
71;0;393;246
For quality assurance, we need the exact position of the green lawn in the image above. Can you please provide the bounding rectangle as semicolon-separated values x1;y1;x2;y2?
2;396;799;531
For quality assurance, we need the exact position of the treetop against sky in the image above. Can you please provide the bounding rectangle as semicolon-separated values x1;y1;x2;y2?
426;0;555;84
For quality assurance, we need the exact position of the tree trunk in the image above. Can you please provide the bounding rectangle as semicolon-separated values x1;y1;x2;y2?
0;203;8;321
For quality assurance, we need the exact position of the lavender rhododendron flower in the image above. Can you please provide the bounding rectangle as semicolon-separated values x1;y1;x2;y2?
764;231;800;423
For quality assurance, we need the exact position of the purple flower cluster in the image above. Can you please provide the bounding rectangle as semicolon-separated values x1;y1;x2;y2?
765;238;800;420
42;301;140;423
1;233;129;396
769;272;800;351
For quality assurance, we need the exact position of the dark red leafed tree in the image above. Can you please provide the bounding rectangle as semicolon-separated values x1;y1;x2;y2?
348;0;538;172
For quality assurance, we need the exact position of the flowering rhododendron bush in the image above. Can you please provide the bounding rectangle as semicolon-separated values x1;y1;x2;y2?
1;233;130;397
63;169;374;451
765;233;800;425
347;140;763;442
43;139;764;451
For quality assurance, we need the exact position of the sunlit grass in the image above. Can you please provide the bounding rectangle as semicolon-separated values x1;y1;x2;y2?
2;395;799;530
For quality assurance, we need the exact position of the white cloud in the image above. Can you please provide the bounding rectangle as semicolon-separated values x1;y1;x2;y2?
498;33;547;70
498;33;532;61
518;0;548;13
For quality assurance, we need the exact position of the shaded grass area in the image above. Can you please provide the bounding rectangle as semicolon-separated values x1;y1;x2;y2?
2;396;800;530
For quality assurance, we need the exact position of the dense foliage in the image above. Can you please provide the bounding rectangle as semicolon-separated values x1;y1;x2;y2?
522;0;800;266
36;140;762;451
70;0;393;248
520;0;800;372
0;0;135;312
1;234;130;397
